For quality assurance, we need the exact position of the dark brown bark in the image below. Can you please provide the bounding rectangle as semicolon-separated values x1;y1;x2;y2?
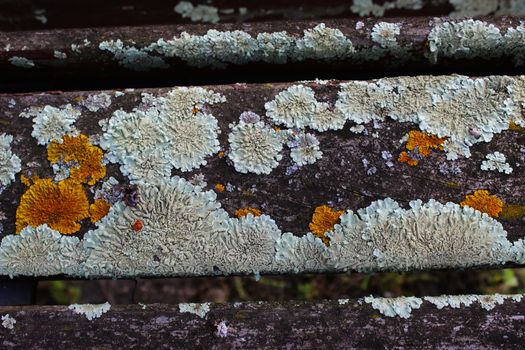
0;298;524;349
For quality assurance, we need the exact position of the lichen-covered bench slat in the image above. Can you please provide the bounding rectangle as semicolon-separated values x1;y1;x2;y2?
1;0;522;31
1;75;524;278
2;16;525;89
1;295;524;348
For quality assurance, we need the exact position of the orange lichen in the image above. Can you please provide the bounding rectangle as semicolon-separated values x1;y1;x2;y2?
234;207;262;218
215;183;225;193
509;121;524;131
20;175;41;187
217;151;225;158
460;190;504;218
399;130;446;166
192;106;201;115
47;134;106;185
89;199;111;223
500;204;525;221
132;219;144;232
16;178;89;234
309;205;344;245
406;130;445;156
398;151;418;166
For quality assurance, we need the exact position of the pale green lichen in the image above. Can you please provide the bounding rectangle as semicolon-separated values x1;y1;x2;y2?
80;93;112;112
228;121;284;175
371;22;401;48
1;314;16;329
179;302;210;318
9;56;34;68
0;134;21;188
68;302;111;320
364;296;423;319
174;1;220;23
481;151;513;174
288;133;323;166
99;39;168;71
19;104;81;145
350;0;423;17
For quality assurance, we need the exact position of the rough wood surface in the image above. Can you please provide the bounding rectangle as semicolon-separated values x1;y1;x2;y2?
0;298;524;349
0;0;456;31
0;16;523;91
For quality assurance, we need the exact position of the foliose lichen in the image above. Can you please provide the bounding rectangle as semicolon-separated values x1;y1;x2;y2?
481;151;513;174
8;56;35;68
0;134;21;188
174;1;220;23
179;302;210;318
68;302;111;320
99;39;169;71
288;133;323;166
1;314;16;329
350;0;423;17
371;22;401;48
363;296;423;319
460;190;504;218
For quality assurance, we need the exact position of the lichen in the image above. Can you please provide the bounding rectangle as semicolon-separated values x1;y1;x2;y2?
309;205;343;245
398;130;446;166
427;20;502;64
79;93;112;112
234;207;262;218
48;134;106;185
99;39;168;71
179;302;210;318
9;56;35;68
500;204;525;221
89;199;111;223
174;1;220;23
460;190;504;218
20;104;81;145
16;178;90;234
350;0;423;17
265;85;321;128
215;183;225;193
275;232;328;273
1;314;16;329
289;133;323;166
0;224;84;277
68;302;111;320
371;22;401;48
481;151;513;174
228;121;283;175
363;296;423;319
0;134;21;188
295;23;354;60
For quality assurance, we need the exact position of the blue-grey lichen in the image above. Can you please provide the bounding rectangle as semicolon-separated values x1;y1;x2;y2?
53;50;67;59
19;104;81;145
0;225;85;277
295;24;354;60
371;22;401;48
228;121;283;174
83;177;229;277
80;93;112;112
351;0;423;16
288;133;323;166
174;1;220;23
503;25;525;66
99;39;168;72
8;56;35;68
0;134;21;188
363;296;422;319
275;232;328;273
68;302;111;320
481;151;513;174
1;314;16;330
427;20;502;64
179;302;210;318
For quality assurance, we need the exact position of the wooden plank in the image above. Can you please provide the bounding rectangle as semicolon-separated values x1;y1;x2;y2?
0;76;524;278
1;16;524;91
0;296;524;348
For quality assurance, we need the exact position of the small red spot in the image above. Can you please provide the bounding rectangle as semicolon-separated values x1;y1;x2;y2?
132;219;144;232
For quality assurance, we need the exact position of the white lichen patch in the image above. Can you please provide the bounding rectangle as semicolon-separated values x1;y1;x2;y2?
0;225;85;277
1;314;16;329
228;121;283;175
427;20;502;64
9;56;35;68
504;25;525;66
174;1;220;23
19;104;81;145
371;22;401;48
53;50;67;59
481;151;513;174
424;294;523;311
179;303;210;318
0;134;21;188
288;133;323;166
68;302;111;320
275;232;329;273
363;296;423;318
99;39;168;72
295;23;354;60
80;93;112;112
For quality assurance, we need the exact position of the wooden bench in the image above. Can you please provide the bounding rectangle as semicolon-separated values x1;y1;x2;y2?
1;1;525;348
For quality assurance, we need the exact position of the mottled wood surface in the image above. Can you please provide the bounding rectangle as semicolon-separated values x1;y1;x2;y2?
0;16;523;92
0;0;455;31
1;79;524;243
0;299;524;349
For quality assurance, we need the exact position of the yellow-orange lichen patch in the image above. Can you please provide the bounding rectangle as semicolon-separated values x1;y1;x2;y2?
47;134;106;185
16;178;89;234
217;151;225;158
89;199;111;223
509;121;524;131
234;207;262;218
460;190;504;218
500;204;525;221
20;175;41;187
309;205;343;245
399;130;446;166
215;183;225;193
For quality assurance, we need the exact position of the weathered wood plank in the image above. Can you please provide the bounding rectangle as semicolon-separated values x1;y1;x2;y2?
0;75;524;278
1;16;524;90
0;295;524;348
